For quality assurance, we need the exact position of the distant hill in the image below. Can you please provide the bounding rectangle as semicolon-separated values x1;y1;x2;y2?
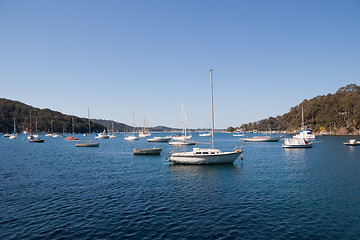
0;98;106;133
239;84;360;134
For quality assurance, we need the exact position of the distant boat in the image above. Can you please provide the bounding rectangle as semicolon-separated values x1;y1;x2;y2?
75;109;99;147
108;122;116;138
241;136;280;142
66;116;79;141
95;129;110;139
3;133;11;137
76;140;99;147
124;113;139;141
170;111;194;145
9;117;17;139
169;69;242;165
28;111;45;143
138;117;151;137
199;132;211;137
293;107;315;140
29;137;45;143
282;138;312;148
66;136;79;141
169;140;196;145
124;134;139;141
53;134;65;138
133;147;162;155
147;136;172;142
233;133;244;137
344;139;360;146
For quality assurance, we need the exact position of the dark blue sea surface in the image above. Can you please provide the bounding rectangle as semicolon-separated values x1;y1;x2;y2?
1;133;360;239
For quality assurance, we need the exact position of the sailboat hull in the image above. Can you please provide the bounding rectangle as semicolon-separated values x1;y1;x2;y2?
169;151;241;165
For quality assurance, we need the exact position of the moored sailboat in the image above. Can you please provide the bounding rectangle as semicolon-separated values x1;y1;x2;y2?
76;109;99;147
169;69;242;165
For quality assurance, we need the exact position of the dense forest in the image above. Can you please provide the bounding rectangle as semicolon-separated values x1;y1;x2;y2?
0;98;106;134
237;84;360;134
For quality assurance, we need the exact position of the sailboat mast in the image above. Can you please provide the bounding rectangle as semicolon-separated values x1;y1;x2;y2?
30;110;32;136
88;109;91;134
210;69;214;149
13;117;16;133
301;107;304;129
72;116;74;134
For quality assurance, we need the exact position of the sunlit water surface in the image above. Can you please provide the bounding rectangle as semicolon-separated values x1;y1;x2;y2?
1;133;360;239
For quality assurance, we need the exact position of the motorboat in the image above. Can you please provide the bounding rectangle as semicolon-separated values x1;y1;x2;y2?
282;138;312;148
293;129;316;140
29;135;45;143
53;134;66;138
9;133;17;139
133;147;162;155
293;107;315;140
124;134;139;141
199;132;211;137
344;139;360;146
169;69;242;165
233;133;244;137
147;136;172;142
3;133;11;137
66;136;79;141
95;130;110;139
241;136;280;142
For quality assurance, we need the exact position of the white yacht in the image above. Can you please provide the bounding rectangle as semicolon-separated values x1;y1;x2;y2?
293;107;315;140
95;130;110;139
169;70;242;165
282;138;312;148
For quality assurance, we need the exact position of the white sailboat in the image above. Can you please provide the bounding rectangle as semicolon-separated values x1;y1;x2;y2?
124;113;139;141
169;69;242;164
108;122;116;138
293;107;316;140
138;117;151;137
9;117;17;139
169;111;195;145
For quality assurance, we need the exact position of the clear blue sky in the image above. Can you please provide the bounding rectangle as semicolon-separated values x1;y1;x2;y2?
1;0;359;129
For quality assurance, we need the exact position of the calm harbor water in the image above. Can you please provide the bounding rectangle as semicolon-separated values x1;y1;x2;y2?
1;133;360;239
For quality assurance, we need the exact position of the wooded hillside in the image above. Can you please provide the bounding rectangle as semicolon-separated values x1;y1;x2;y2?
239;84;360;134
0;98;106;133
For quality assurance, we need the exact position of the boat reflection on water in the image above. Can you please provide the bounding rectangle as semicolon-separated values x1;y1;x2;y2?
168;163;243;180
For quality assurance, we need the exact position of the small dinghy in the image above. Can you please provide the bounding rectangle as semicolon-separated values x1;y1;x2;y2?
133;147;162;155
344;139;360;146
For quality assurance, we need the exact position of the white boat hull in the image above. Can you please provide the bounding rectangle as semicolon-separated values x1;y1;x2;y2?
242;137;280;142
147;137;171;142
172;135;192;141
170;150;241;165
282;138;312;148
169;141;196;145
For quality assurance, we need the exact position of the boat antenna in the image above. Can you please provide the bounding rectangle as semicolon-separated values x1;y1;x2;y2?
210;69;215;149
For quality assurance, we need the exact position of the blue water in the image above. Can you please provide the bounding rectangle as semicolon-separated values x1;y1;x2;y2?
1;133;360;239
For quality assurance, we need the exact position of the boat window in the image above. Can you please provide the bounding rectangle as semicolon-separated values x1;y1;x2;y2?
196;152;201;154
211;152;215;154
203;152;208;154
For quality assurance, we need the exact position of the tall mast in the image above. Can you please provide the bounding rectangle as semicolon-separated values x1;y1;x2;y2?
301;107;304;129
36;116;38;134
210;69;214;149
72;116;74;134
13;117;16;133
30;110;32;136
88;109;91;134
